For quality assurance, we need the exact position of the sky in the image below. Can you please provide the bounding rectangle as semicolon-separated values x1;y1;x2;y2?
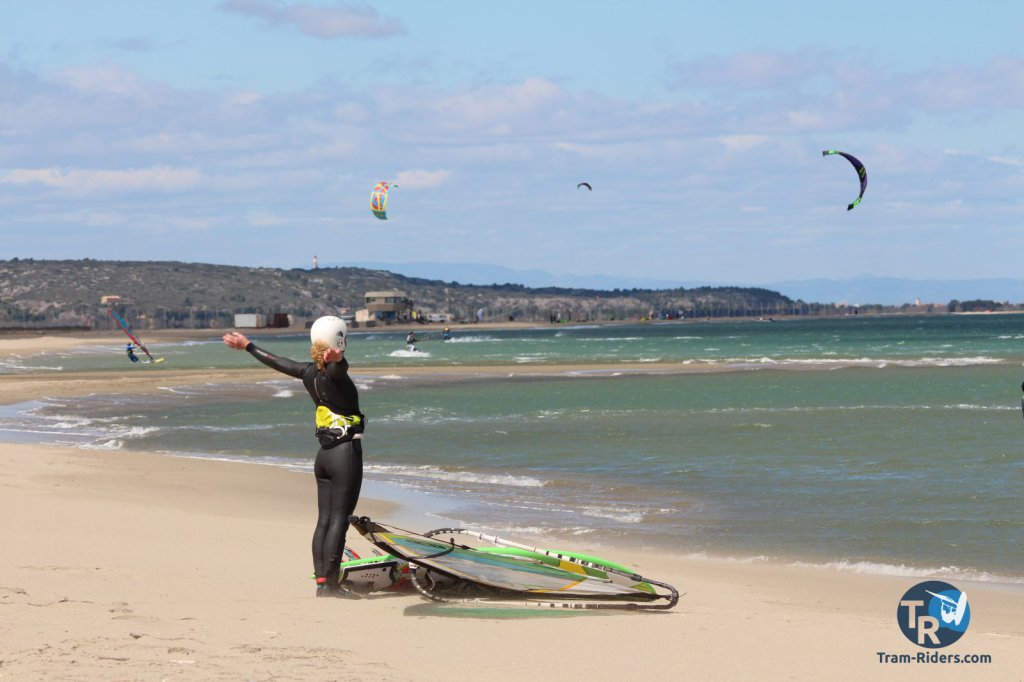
3;1;1024;288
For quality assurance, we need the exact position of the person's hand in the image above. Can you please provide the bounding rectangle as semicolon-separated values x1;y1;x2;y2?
222;332;250;350
323;347;344;364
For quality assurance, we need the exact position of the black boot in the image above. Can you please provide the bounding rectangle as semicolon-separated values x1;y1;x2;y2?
316;583;361;599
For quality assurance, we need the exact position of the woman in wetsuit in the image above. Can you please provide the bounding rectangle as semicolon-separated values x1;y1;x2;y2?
223;316;364;598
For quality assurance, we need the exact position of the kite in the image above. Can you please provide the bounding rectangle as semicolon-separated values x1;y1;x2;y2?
822;150;867;210
370;181;396;220
109;308;164;364
577;182;592;191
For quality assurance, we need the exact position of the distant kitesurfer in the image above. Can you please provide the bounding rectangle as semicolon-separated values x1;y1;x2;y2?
406;331;418;352
442;327;451;342
126;343;140;363
222;316;364;599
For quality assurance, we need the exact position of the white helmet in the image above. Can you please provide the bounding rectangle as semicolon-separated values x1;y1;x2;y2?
310;316;347;352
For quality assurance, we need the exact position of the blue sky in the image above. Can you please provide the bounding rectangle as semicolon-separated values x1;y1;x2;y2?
3;1;1024;287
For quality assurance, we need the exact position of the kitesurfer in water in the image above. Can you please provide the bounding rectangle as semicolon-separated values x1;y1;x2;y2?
406;331;418;352
222;316;364;598
126;343;140;363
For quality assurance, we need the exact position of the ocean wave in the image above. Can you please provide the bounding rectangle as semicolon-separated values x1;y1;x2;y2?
0;359;65;373
366;463;546;489
788;559;1024;585
185;423;280;432
576;505;646;524
80;439;130;450
389;349;432;358
672;554;1023;584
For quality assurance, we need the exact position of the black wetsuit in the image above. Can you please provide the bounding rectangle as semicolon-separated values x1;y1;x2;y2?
246;342;363;587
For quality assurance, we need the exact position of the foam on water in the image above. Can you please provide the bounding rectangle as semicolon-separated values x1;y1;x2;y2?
389;349;432;358
366;463;546;489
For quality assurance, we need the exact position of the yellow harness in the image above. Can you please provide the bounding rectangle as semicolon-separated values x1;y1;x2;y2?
314;406;365;448
315;406;363;431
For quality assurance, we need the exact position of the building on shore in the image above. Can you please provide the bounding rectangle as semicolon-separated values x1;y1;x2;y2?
356;290;413;325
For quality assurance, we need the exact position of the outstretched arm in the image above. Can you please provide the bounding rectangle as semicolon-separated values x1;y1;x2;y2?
222;332;306;378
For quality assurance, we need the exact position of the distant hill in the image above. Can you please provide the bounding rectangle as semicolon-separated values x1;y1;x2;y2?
764;275;1024;306
0;259;797;329
350;261;1024;306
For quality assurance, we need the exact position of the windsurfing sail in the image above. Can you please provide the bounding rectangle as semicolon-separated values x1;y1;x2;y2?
822;150;867;210
577;182;592;191
370;181;396;220
347;516;679;610
108;308;164;364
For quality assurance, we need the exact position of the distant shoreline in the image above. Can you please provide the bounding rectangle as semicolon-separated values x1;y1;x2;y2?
3;307;1019;342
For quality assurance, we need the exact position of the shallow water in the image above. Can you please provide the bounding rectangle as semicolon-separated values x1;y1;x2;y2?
2;315;1022;582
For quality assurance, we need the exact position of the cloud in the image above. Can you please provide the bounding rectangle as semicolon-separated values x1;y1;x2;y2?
393;169;452;188
670;49;831;91
53;61;165;98
670;50;1024;138
909;57;1024;111
2;166;204;195
986;155;1024;167
220;0;404;39
717;134;771;153
378;77;569;138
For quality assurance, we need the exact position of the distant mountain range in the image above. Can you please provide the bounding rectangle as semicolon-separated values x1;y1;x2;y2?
347;261;1024;306
762;276;1024;306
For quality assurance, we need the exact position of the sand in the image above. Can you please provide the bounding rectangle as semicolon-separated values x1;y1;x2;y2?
1;334;1022;680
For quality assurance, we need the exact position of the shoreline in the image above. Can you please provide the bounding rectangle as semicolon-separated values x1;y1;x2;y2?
3;407;1021;588
2;442;1021;680
1;336;1021;587
9;438;1024;585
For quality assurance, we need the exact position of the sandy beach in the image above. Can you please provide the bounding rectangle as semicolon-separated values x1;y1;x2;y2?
1;334;1021;681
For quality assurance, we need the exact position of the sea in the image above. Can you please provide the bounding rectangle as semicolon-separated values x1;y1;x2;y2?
1;314;1021;584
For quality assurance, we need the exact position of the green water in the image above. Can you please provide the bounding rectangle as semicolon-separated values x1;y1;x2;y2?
2;315;1022;581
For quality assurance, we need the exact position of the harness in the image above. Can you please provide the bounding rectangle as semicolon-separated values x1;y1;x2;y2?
312;373;365;448
314;406;365;448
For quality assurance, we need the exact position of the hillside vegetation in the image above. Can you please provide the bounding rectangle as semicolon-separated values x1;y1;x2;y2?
0;258;801;329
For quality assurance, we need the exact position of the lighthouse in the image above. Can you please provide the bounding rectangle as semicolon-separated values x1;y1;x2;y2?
313;255;318;270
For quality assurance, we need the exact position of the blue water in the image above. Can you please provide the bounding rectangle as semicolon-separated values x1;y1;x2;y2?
2;315;1021;582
